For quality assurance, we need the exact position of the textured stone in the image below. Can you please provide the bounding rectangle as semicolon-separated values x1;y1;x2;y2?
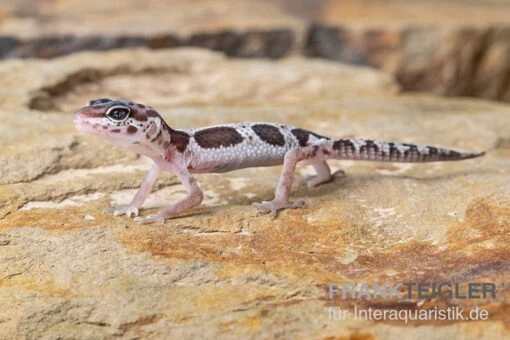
0;0;509;102
0;49;509;339
303;0;510;102
0;0;303;59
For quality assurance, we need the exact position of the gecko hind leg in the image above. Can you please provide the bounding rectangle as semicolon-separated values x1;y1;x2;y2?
299;161;333;187
253;146;317;216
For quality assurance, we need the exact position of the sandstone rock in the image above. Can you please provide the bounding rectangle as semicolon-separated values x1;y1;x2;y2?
0;0;303;58
304;0;510;102
0;0;509;102
0;48;508;339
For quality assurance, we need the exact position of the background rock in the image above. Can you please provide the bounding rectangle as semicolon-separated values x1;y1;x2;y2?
305;1;510;102
0;0;509;102
0;48;509;339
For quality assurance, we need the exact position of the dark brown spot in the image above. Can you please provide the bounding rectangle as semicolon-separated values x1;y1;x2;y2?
194;127;244;149
448;150;461;158
252;124;285;147
127;125;138;134
292;129;309;147
146;110;159;117
311;145;319;157
111;128;121;133
150;128;162;142
171;130;190;152
360;140;379;155
387;143;400;160
333;139;355;154
161;122;172;133
131;109;148;122
136;103;146;109
291;128;328;147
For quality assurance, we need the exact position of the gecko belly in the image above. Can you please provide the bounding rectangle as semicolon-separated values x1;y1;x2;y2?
187;145;291;173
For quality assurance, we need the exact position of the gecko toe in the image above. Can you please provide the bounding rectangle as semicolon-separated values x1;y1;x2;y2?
127;207;139;218
252;201;271;213
253;199;305;215
332;169;346;178
134;214;165;224
109;205;139;217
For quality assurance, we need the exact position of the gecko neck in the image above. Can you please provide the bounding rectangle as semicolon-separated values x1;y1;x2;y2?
133;118;174;160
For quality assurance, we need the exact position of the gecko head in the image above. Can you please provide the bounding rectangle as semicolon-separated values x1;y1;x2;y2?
73;98;169;152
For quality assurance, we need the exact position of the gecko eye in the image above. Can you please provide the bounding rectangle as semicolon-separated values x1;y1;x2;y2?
106;106;130;122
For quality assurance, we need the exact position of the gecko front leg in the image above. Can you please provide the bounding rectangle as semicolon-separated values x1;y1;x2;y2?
107;163;160;217
134;161;204;224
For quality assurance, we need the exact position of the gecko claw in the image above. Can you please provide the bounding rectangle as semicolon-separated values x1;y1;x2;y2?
107;205;139;218
134;214;165;224
252;199;305;216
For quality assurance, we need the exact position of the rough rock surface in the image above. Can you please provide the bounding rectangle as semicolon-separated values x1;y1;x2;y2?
0;48;509;339
0;0;509;102
304;0;510;102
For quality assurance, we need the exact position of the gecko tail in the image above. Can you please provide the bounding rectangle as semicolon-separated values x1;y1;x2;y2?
331;139;486;163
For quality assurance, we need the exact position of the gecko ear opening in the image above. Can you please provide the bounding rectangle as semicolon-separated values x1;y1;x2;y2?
106;105;131;122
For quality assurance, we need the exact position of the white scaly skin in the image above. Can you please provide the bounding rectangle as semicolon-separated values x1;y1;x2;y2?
73;98;485;224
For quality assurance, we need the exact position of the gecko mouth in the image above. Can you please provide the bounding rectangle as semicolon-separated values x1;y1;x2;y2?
73;117;93;132
73;117;108;136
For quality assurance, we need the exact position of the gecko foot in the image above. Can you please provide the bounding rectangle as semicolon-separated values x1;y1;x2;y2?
332;169;346;177
134;214;165;224
299;169;346;188
299;175;331;188
252;199;305;216
106;205;139;218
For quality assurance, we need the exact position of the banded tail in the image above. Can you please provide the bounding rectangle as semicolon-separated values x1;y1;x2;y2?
332;139;485;162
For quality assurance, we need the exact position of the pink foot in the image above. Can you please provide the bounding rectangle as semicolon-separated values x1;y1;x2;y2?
106;204;139;218
298;174;332;187
252;199;305;216
332;169;346;177
133;214;165;224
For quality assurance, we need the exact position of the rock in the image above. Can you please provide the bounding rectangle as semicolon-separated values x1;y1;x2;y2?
0;0;509;102
0;0;303;58
303;0;510;102
0;48;509;338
